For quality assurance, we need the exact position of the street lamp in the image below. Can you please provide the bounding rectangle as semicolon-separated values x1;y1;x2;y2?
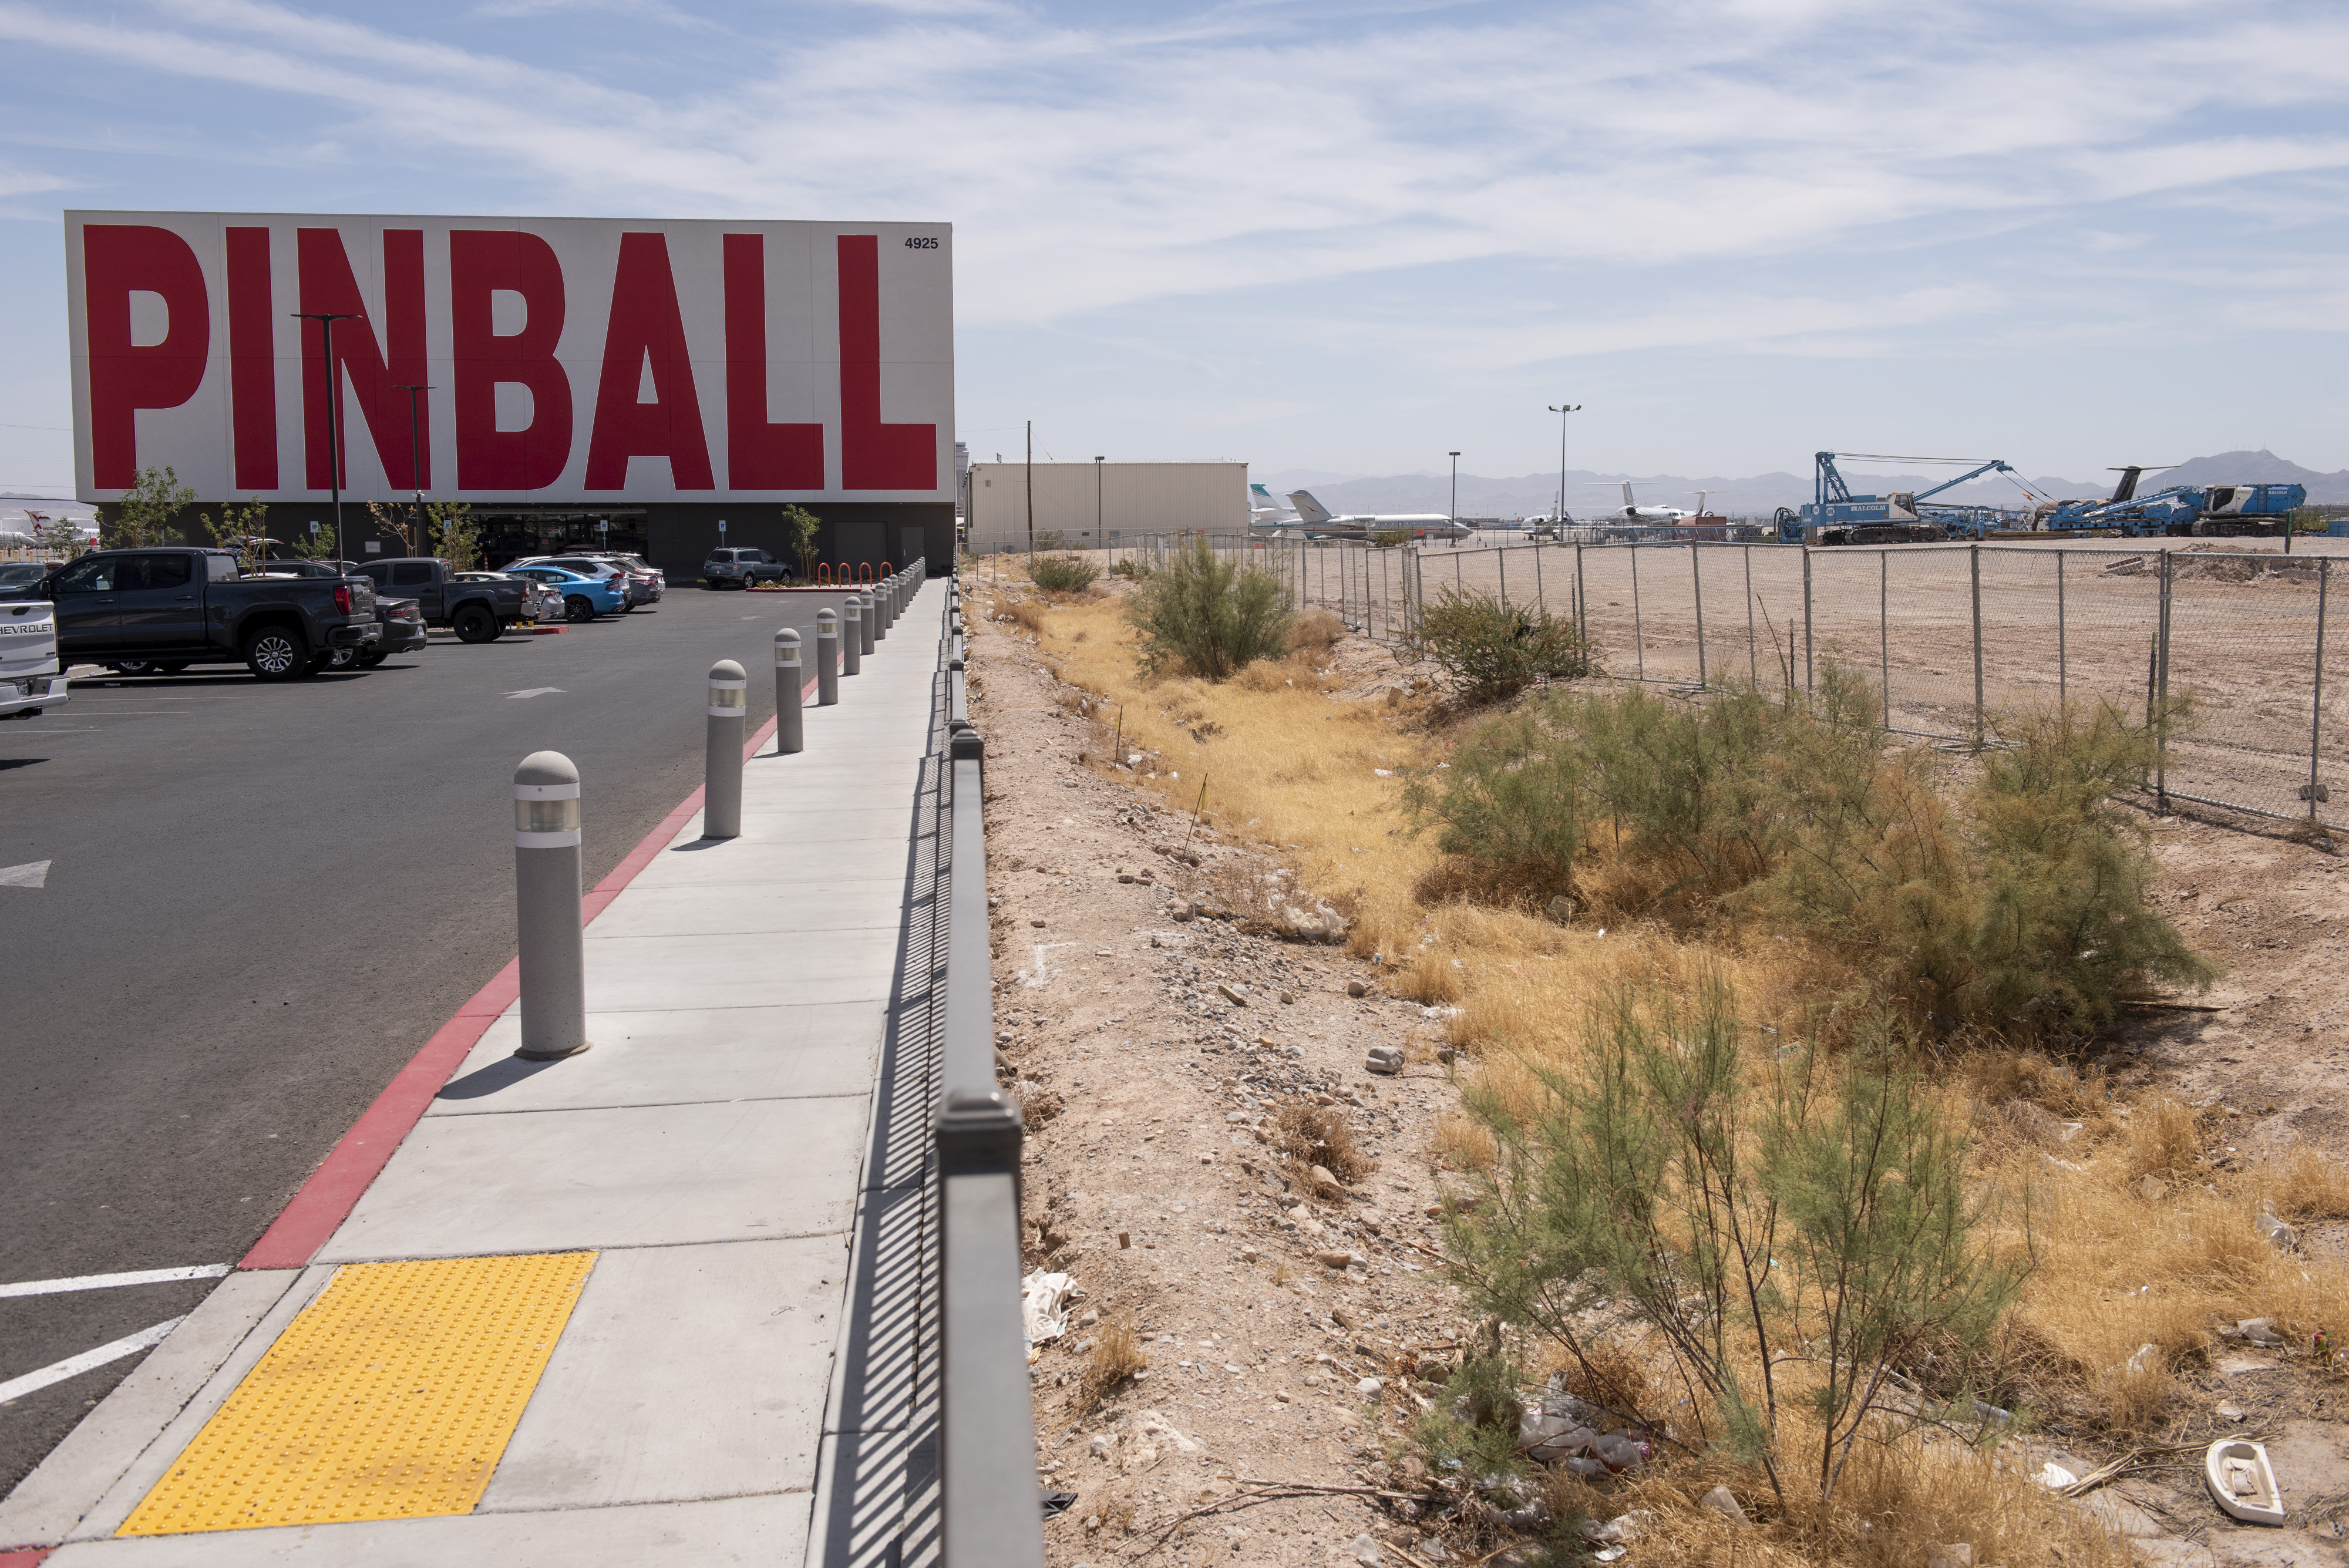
1547;403;1583;526
294;311;362;561
395;382;433;556
1448;452;1461;534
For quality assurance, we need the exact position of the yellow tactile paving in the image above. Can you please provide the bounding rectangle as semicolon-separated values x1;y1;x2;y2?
119;1251;596;1535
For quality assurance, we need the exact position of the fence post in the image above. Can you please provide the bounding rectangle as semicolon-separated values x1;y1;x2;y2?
1969;543;1985;749
2057;549;2068;708
513;751;589;1061
1690;543;1706;688
2312;558;2330;820
1880;549;1890;723
1744;544;1756;685
2156;550;2173;810
773;630;804;754
1631;543;1645;681
1575;542;1587;645
1534;541;1544;615
1498;547;1507;612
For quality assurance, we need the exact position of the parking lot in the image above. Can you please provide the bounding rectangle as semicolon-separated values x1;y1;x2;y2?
0;581;882;1492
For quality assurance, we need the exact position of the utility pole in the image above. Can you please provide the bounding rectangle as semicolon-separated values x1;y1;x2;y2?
295;311;362;561
1025;420;1034;554
1449;452;1461;531
1547;403;1582;524
395;382;433;555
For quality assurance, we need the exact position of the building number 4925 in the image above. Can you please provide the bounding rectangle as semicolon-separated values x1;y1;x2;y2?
902;236;940;250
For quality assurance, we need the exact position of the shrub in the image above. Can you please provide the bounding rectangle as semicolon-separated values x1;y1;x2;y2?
1447;977;2021;1509
1126;533;1293;679
1415;588;1593;704
1372;528;1411;548
1287;608;1344;659
1026;552;1098;593
1110;557;1152;579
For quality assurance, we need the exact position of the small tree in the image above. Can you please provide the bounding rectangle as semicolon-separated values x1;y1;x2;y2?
780;503;822;583
429;500;482;574
285;520;341;561
1126;533;1293;680
1414;588;1593;704
28;511;85;560
109;465;195;548
200;496;271;573
369;500;425;558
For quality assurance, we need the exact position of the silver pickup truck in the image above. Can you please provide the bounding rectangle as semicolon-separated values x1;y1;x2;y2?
0;598;67;719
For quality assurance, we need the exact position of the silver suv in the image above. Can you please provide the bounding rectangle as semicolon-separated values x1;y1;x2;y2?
702;547;789;588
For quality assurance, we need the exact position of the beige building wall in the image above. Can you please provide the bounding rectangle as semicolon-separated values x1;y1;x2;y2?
964;462;1246;551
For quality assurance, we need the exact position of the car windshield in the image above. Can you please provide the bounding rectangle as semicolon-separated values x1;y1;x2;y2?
0;562;48;584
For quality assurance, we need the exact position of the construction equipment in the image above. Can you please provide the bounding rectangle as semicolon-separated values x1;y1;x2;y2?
2038;467;2307;536
1773;452;2030;545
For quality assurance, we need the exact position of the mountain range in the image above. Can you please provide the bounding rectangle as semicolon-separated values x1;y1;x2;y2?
1255;450;2349;518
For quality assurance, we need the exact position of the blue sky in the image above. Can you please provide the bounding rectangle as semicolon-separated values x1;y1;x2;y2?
2;0;2345;497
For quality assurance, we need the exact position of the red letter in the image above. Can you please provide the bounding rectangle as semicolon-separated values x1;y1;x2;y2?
451;230;573;490
83;225;210;490
723;233;822;489
837;235;934;491
584;233;714;491
226;226;277;491
297;228;429;492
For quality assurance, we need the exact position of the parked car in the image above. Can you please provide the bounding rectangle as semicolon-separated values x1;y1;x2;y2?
456;571;563;624
351;557;531;642
702;547;789;588
328;595;426;669
505;565;627;622
0;547;378;679
0;562;55;589
509;554;659;610
0;598;66;719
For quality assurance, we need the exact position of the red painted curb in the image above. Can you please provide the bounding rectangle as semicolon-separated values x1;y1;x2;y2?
239;678;824;1271
1;1547;55;1566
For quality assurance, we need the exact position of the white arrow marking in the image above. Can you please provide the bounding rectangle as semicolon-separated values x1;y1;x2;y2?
0;1317;187;1404
503;688;566;700
0;1263;231;1299
0;860;51;889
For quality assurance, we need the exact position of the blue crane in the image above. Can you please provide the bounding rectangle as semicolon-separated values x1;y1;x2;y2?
1773;453;2027;544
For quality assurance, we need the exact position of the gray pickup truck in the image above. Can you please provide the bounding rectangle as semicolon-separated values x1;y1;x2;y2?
351;557;531;642
0;547;379;681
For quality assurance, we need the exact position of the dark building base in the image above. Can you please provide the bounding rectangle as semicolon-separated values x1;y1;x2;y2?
92;501;956;581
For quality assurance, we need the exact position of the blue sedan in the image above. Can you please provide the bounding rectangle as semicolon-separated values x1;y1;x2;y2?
508;566;628;622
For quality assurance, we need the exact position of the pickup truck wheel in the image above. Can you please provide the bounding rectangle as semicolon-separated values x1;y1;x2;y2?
564;595;595;623
244;625;310;680
109;659;159;676
453;604;500;644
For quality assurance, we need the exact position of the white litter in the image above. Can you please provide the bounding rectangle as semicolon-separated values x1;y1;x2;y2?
2037;1461;2078;1489
1022;1270;1075;1360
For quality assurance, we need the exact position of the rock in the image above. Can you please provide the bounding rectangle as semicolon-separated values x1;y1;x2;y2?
1698;1485;1748;1524
1347;980;1369;998
2082;1492;2165;1539
2136;1174;2168;1202
1171;904;1194;923
2217;1401;2245;1422
1218;982;1250;1006
1365;1045;1405;1075
1280;990;1297;1004
1309;1163;1346;1192
1356;1377;1384;1395
1089;1434;1110;1457
1314;1248;1359;1270
1546;894;1576;924
1927;1547;1973;1568
1030;918;1046;927
1240;1246;1259;1262
1351;1535;1382;1566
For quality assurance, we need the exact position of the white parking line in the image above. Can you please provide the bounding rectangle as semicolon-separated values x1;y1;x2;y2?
0;1318;187;1404
503;687;565;699
0;860;51;889
0;1263;229;1298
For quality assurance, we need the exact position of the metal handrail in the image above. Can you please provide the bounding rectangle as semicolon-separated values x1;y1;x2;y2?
935;568;1045;1568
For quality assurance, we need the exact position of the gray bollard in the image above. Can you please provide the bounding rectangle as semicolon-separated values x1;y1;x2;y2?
514;750;590;1060
705;659;746;837
816;609;840;705
842;597;863;676
872;580;889;644
857;591;877;657
773;628;804;755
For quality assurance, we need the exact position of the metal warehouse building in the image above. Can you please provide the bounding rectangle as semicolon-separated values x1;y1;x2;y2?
962;461;1246;552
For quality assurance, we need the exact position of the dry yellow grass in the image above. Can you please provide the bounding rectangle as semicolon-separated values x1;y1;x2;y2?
1078;1312;1146;1409
969;561;2349;1553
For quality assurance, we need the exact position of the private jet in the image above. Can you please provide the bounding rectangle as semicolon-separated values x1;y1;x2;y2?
1591;481;1702;524
1287;490;1469;541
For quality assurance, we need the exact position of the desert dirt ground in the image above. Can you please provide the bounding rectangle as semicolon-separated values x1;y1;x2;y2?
968;550;2349;1567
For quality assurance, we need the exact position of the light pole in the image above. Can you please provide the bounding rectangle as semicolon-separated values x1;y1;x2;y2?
1547;403;1583;526
395;382;433;556
295;311;362;561
1448;452;1461;534
1095;456;1105;545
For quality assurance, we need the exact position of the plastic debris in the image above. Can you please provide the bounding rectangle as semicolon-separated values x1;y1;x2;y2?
1022;1270;1074;1359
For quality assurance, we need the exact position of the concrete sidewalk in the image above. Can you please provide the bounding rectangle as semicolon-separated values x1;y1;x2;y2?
1;581;948;1566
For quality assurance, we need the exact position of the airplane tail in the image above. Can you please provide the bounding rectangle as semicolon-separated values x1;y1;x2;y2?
1287;490;1334;525
1622;481;1637;509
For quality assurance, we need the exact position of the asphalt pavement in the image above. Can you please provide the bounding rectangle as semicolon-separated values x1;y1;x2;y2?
0;584;868;1497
